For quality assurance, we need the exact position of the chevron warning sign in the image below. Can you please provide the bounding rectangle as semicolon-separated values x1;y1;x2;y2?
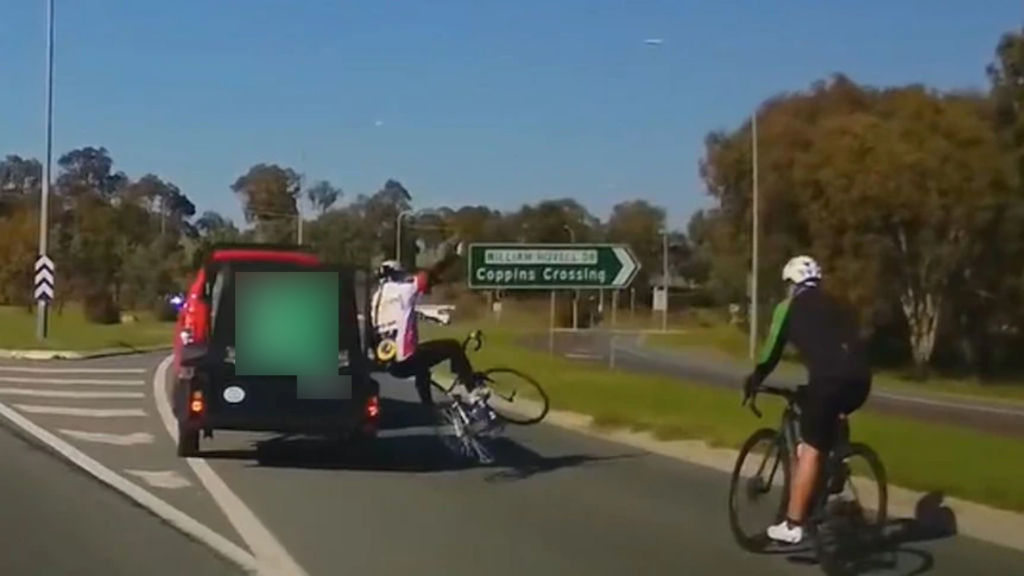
34;255;55;302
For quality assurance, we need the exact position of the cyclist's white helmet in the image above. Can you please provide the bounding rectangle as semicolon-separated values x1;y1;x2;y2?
782;255;822;286
376;259;404;281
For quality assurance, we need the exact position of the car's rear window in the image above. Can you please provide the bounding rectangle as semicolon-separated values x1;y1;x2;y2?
207;260;318;337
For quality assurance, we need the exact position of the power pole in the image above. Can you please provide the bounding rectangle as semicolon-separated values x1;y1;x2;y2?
36;0;55;341
748;111;760;360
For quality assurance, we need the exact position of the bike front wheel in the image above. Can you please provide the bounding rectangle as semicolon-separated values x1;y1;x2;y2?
813;442;888;575
479;368;549;425
728;428;791;553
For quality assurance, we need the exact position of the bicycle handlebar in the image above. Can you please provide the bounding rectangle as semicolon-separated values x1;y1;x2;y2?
462;330;484;353
742;383;803;419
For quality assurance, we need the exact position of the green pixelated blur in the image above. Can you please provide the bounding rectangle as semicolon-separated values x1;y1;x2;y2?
234;272;340;396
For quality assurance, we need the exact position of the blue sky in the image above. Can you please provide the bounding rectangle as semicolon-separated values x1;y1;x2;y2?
1;1;1020;229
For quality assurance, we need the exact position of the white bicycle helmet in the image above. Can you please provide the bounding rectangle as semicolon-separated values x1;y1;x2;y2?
782;255;822;286
376;259;404;281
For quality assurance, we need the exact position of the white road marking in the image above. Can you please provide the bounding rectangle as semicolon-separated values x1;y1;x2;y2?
0;376;144;386
124;469;192;489
154;354;311;576
0;399;259;572
59;429;155;446
14;405;147;418
565;352;602;360
0;388;143;399
0;366;146;374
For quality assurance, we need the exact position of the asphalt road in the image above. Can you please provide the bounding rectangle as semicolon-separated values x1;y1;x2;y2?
177;365;1024;575
0;352;1022;575
533;331;1024;439
0;415;242;576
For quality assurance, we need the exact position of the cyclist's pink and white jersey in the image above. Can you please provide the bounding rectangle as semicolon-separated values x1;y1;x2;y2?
370;272;428;362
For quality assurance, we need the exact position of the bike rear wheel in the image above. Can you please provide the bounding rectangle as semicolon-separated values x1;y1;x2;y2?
729;428;791;552
813;442;888;575
478;368;549;425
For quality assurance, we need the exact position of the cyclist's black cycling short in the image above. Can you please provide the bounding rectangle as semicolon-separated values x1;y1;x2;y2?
800;379;870;452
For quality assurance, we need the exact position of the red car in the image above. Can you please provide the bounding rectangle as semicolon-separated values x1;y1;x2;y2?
171;244;379;457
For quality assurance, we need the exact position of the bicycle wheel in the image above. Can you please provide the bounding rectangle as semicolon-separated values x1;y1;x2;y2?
433;404;494;464
813;442;888;575
729;428;791;553
479;367;549;425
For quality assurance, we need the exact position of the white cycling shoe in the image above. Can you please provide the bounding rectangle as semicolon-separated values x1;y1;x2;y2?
767;520;804;544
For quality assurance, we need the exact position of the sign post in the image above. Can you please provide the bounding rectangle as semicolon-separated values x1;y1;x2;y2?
34;255;55;339
468;243;640;356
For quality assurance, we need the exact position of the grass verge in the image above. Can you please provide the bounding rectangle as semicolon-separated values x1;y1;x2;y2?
425;315;1024;513
0;305;174;351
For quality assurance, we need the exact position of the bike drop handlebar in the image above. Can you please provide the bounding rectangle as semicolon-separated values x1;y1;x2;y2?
462;329;484;353
742;383;802;419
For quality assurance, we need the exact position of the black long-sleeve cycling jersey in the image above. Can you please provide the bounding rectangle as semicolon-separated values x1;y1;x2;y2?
753;284;871;388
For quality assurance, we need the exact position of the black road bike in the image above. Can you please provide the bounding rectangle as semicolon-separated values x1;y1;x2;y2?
728;384;888;575
431;330;550;464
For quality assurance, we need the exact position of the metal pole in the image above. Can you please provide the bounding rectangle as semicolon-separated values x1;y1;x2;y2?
297;214;303;245
36;0;54;341
611;290;618;328
749;112;760;360
395;211;406;263
662;231;668;332
564;225;578;330
548;291;556;355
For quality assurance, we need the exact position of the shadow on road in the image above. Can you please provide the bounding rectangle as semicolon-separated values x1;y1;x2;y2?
779;491;956;575
198;397;637;477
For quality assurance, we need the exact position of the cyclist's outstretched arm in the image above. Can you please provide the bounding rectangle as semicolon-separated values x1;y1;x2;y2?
752;299;791;384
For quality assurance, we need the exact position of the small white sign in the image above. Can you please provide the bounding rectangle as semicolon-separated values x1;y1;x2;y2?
223;386;246;404
652;287;668;312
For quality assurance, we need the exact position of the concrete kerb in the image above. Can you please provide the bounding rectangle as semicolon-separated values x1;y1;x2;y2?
0;345;172;361
457;372;1024;553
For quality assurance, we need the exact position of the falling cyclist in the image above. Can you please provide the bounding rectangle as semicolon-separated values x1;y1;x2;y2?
743;255;872;545
369;240;492;419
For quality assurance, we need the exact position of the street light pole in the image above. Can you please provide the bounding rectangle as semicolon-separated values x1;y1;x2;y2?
37;0;55;341
395;210;411;264
748;111;760;360
563;225;578;330
662;230;669;332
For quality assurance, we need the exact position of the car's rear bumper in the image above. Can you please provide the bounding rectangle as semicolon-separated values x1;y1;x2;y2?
173;370;380;437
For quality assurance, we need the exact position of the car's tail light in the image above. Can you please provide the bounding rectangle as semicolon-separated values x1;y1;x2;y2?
189;390;205;415
181;298;209;345
365;395;380;419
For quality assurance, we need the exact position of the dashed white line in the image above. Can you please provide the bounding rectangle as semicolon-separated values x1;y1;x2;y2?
0;388;143;399
0;366;146;374
0;376;144;386
14;405;147;418
124;469;192;489
59;429;155;446
0;399;259;572
154;354;311;576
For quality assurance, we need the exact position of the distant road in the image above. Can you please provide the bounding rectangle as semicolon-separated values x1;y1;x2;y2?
531;331;1024;439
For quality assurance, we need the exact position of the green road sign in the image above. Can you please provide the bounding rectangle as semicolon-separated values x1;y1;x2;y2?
467;243;640;290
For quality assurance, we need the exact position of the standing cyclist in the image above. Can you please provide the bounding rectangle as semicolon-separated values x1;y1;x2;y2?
744;255;872;545
370;240;489;411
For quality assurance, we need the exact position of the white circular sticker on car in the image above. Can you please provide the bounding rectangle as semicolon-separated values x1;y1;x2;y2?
223;386;246;404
